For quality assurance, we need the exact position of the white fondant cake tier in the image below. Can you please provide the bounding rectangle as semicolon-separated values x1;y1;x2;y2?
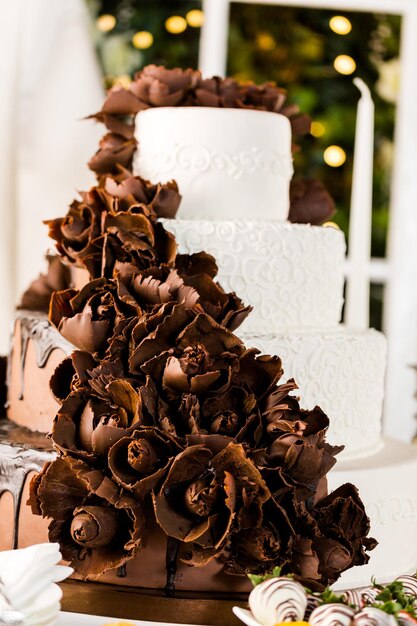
133;108;293;221
163;219;346;333
241;327;387;460
329;438;417;590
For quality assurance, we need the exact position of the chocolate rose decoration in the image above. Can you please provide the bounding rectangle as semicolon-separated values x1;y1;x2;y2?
313;483;377;568
49;278;139;354
286;483;377;587
262;399;342;487
28;456;145;578
118;266;199;309
222;499;294;575
193;76;244;108
19;254;71;312
178;269;252;331
105;176;181;219
46;176;180;279
89;132;137;175
129;307;243;379
51;368;144;459
237;81;288;112
154;442;269;566
45;187;104;275
103;308;286;440
289;179;336;225
101;208;176;279
108;427;182;495
49;349;96;404
202;386;261;442
130;65;198;107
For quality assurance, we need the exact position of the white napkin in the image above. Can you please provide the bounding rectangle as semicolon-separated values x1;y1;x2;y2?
0;544;72;626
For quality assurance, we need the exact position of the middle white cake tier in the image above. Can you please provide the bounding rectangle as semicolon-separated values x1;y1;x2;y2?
241;327;387;460
163;219;346;333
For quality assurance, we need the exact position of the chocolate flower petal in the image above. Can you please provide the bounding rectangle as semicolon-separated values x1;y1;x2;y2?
102;86;143;114
175;252;218;280
129;65;198;108
89;112;134;139
289;179;335;226
59;303;111;353
162;355;189;392
177;313;244;356
49;350;96;403
51;392;98;461
29;456;145;579
19;255;71;312
180;272;252;331
235;349;283;399
129;302;193;372
154;445;213;541
89;133;137;175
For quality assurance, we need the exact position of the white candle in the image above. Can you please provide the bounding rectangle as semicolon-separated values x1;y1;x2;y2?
345;78;375;330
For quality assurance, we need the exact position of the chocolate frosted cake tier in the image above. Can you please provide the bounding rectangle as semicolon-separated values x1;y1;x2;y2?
7;311;73;432
0;419;54;550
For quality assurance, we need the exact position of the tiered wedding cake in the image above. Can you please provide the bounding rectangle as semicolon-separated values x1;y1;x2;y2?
0;67;416;604
132;102;417;588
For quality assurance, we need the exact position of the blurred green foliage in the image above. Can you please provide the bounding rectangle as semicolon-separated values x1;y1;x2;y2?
87;1;401;329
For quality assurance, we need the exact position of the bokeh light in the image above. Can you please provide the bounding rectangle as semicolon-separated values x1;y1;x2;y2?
165;16;187;34
329;15;352;35
334;54;356;75
186;9;204;28
256;32;276;51
323;145;347;167
311;121;326;137
96;14;116;33
132;31;154;49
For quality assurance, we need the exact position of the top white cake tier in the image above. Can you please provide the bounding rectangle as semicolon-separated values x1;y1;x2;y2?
133;107;293;221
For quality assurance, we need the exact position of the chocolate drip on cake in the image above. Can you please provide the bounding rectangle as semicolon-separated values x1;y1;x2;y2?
117;565;127;578
164;537;181;597
14;312;72;400
0;420;55;548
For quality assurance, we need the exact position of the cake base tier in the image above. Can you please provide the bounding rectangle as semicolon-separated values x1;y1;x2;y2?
240;327;387;460
329;437;417;590
2;421;416;594
60;579;246;625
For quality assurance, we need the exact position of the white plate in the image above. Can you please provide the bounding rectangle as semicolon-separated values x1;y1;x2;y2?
58;612;203;626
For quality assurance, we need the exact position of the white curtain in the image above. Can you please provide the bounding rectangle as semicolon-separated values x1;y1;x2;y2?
0;0;103;352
